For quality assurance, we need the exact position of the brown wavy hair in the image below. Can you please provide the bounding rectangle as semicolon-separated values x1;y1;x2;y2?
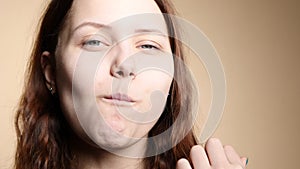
14;0;199;168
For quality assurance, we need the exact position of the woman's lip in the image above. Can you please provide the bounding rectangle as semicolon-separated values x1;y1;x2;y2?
100;93;136;106
105;93;135;102
101;98;136;106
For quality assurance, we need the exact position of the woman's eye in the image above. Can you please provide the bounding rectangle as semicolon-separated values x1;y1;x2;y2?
140;44;159;50
83;40;103;46
138;40;162;50
82;39;109;51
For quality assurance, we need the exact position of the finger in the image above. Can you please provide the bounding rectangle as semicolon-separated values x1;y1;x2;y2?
240;157;249;167
190;145;210;169
224;145;243;166
176;158;192;169
205;138;229;167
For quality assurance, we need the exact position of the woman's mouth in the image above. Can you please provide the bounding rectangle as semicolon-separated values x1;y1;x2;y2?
101;93;136;106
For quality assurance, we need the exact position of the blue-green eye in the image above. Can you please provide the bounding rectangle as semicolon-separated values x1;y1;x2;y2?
83;40;103;46
140;44;159;50
82;38;109;51
138;40;161;50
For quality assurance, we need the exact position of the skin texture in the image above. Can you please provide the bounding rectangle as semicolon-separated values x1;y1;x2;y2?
41;0;247;168
53;0;173;152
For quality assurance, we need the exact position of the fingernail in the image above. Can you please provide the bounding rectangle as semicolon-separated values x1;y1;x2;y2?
246;158;249;165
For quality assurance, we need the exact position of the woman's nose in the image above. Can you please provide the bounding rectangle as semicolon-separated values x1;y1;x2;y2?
111;63;136;79
110;43;137;79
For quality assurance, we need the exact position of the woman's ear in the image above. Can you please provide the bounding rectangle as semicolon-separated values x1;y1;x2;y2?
41;51;56;94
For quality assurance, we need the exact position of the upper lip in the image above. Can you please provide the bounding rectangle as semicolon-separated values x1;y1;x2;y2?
104;93;135;102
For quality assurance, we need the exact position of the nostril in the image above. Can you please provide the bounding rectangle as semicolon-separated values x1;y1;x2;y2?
116;70;124;77
129;72;134;76
129;72;136;79
111;64;136;79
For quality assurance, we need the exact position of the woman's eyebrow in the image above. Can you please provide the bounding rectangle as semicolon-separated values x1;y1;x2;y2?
72;21;168;37
134;29;168;36
72;22;112;34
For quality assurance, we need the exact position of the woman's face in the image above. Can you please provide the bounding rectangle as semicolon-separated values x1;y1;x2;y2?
54;0;173;149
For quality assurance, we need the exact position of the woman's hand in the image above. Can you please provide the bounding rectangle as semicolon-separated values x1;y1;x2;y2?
176;138;248;169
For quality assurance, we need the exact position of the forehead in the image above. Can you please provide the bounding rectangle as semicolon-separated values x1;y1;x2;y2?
71;0;163;25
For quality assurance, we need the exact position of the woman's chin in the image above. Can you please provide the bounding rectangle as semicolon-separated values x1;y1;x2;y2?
88;127;138;150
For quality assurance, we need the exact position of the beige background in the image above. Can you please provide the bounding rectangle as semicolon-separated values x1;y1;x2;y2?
1;0;299;169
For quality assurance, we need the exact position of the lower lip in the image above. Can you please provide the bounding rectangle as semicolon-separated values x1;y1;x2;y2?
101;98;135;106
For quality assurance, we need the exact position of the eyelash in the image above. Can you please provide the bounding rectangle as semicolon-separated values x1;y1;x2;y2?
81;38;110;52
82;39;107;47
137;41;161;50
139;44;159;50
83;40;100;46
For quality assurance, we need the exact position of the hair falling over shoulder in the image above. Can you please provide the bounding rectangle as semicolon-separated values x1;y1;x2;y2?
14;0;199;169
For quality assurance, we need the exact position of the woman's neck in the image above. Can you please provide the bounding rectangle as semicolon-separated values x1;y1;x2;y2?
70;134;145;169
77;148;143;169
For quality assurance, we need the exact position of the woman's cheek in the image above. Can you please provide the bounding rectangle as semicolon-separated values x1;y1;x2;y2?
55;48;88;134
132;74;171;122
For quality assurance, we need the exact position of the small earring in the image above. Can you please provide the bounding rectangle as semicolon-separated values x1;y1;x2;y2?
49;87;55;95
